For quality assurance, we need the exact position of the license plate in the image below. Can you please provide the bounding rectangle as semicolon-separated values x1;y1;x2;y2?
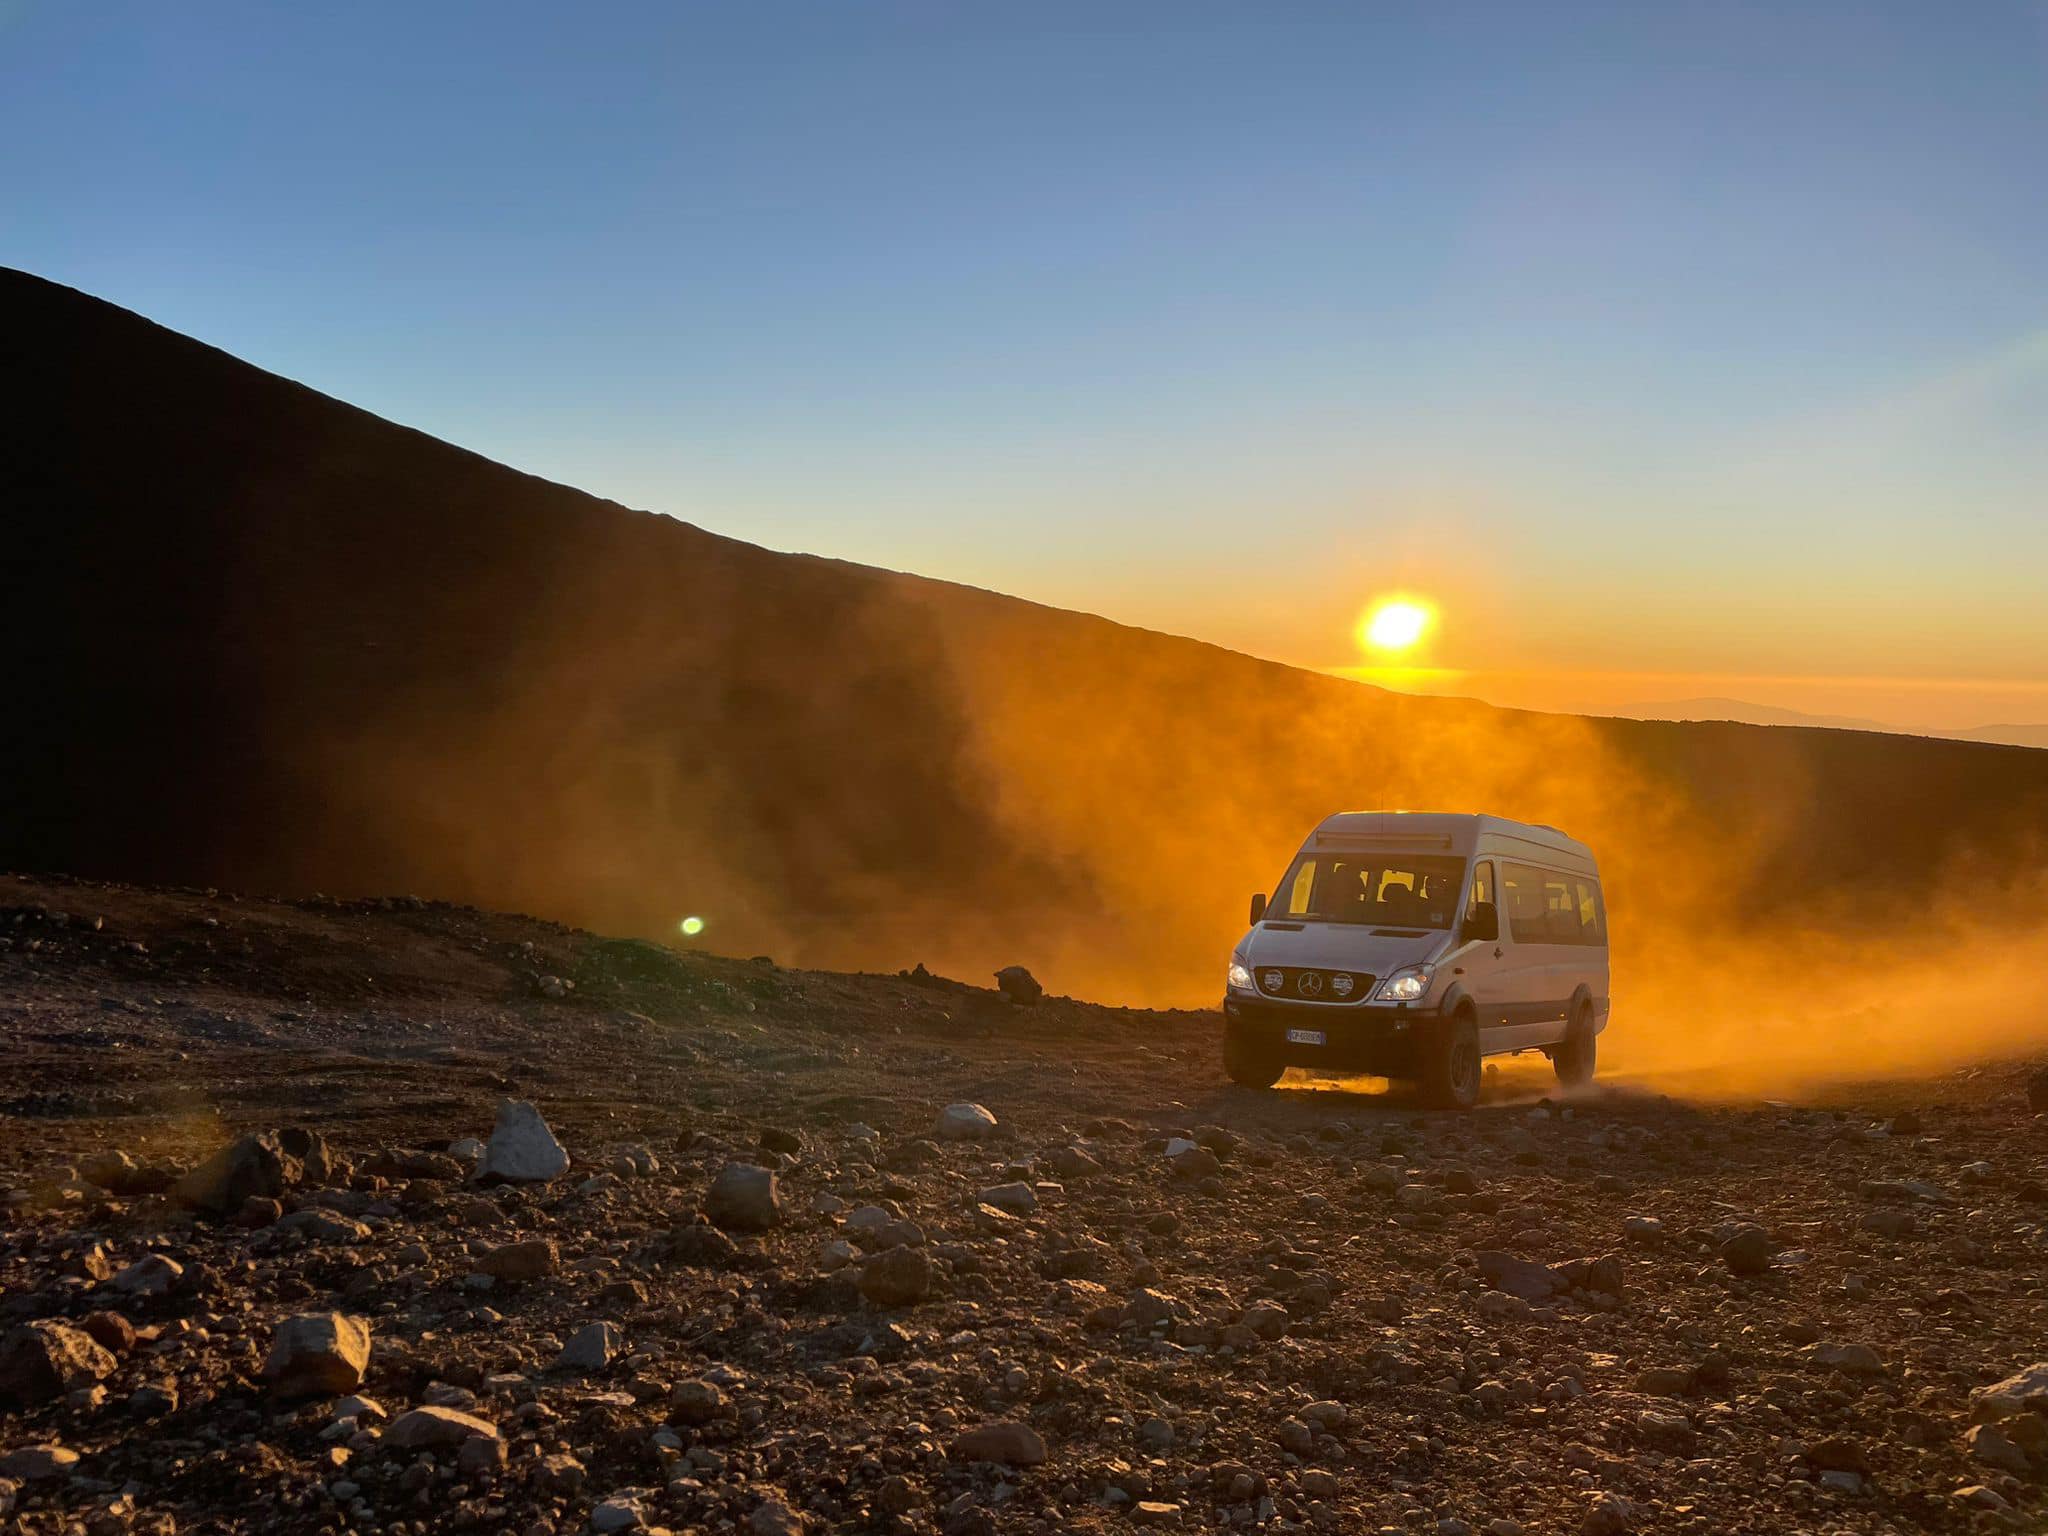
1286;1028;1326;1046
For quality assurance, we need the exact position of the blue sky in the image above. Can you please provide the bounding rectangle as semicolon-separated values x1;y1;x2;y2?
6;1;2045;725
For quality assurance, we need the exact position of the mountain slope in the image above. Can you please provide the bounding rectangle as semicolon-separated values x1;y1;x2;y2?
6;266;2048;1028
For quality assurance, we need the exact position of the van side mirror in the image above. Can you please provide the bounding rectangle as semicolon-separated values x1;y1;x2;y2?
1462;902;1499;944
1249;892;1268;924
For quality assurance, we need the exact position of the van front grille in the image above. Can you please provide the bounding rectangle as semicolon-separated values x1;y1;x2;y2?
1254;966;1375;1004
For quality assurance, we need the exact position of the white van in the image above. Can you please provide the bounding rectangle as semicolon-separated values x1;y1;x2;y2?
1222;812;1609;1107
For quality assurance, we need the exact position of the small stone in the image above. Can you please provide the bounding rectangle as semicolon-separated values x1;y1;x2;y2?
262;1313;372;1398
859;1246;933;1307
937;1103;998;1140
556;1321;623;1373
1476;1250;1560;1302
478;1099;571;1181
950;1420;1048;1465
384;1405;501;1450
456;1435;506;1478
478;1237;559;1282
1812;1341;1885;1376
705;1162;782;1231
0;1445;79;1481
749;1496;807;1536
1973;1363;2048;1421
591;1495;643;1532
1719;1224;1777;1275
277;1126;347;1183
172;1132;299;1215
977;1181;1036;1215
1964;1423;2031;1474
1241;1300;1290;1340
79;1313;135;1356
0;1321;117;1406
671;1378;728;1426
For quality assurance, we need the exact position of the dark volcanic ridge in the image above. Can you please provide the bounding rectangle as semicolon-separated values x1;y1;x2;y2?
6;266;2048;1013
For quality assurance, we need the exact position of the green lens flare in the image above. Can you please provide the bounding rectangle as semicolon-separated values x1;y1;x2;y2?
679;916;705;936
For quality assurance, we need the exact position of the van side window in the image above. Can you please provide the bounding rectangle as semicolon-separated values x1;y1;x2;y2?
1541;870;1578;943
1575;878;1606;944
1503;861;1588;943
1501;862;1545;942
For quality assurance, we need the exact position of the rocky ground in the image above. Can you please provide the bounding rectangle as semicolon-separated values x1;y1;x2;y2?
5;872;2048;1536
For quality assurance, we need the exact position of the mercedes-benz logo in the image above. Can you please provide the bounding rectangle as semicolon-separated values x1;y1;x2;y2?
1297;971;1324;996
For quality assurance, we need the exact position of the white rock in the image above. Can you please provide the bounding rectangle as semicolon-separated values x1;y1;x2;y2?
478;1100;570;1182
936;1103;998;1141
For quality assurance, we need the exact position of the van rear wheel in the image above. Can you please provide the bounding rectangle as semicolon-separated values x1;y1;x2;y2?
1223;1024;1284;1089
1422;1009;1482;1110
1554;1002;1597;1089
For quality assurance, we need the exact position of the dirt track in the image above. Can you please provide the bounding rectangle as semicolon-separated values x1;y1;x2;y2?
6;870;2048;1535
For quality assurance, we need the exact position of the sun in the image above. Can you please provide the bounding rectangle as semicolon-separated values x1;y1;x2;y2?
1359;597;1434;654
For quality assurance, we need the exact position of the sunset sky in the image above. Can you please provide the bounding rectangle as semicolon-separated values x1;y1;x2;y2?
7;2;2044;730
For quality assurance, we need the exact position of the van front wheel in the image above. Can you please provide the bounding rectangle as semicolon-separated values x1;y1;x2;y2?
1223;1025;1284;1089
1554;1002;1597;1089
1422;1009;1482;1110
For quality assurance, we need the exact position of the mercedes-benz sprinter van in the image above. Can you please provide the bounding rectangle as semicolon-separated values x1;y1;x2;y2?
1222;812;1609;1107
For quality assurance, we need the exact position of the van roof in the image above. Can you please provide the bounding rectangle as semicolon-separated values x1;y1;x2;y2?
1306;811;1597;870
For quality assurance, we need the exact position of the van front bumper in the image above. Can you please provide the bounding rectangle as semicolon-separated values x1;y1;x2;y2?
1223;994;1438;1077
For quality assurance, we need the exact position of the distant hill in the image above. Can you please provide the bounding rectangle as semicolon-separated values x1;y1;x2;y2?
1948;724;2048;751
1622;698;2048;753
7;267;2048;1006
1619;697;1896;734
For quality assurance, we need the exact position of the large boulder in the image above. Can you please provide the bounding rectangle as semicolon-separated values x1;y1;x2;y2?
705;1163;782;1232
993;966;1043;1005
261;1313;371;1397
477;1100;570;1182
0;1321;116;1407
172;1132;300;1215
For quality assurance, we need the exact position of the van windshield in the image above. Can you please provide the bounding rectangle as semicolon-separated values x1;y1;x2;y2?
1269;853;1467;930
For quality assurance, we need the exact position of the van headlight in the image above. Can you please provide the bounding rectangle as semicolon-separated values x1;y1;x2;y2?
1375;965;1433;1002
1227;957;1256;993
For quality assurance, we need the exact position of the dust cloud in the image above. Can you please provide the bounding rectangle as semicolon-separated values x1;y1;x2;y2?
16;268;2048;1101
888;582;2048;1099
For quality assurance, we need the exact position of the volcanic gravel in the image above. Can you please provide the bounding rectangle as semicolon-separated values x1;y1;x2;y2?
5;872;2048;1536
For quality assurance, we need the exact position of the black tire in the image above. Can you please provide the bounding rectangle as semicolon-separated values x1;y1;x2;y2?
1223;1024;1284;1089
1422;1008;1482;1109
1555;1001;1598;1089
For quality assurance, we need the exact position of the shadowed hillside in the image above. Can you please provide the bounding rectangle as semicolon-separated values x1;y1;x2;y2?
6;267;2048;1077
